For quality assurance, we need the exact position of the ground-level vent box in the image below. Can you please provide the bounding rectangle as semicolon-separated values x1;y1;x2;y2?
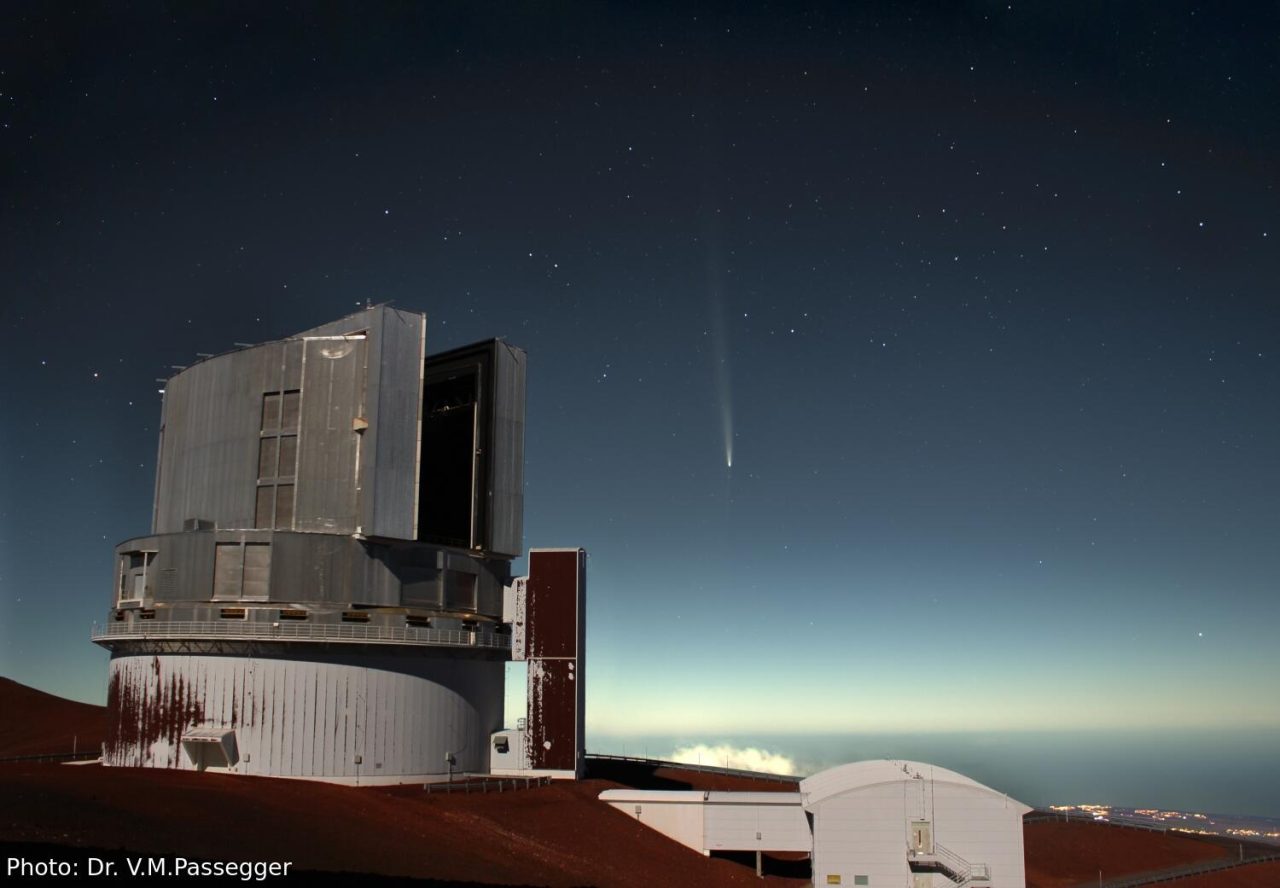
180;728;239;770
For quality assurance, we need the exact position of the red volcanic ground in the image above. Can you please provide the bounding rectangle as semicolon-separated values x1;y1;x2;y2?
1;762;803;887
1173;862;1280;886
0;678;106;757
1023;819;1230;887
2;678;1274;887
0;679;806;887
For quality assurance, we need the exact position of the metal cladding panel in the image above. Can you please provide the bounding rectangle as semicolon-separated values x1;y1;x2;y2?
294;336;366;534
117;532;215;609
601;796;707;852
525;549;583;659
364;309;426;541
601;792;811;853
487;342;526;558
104;650;503;779
525;658;578;772
269;532;400;606
282;339;303;390
473;560;505;622
147;531;215;602
269;532;357;604
523;549;585;775
154;344;283;534
388;544;444;609
919;785;1029;888
124;530;498;609
704;800;812;852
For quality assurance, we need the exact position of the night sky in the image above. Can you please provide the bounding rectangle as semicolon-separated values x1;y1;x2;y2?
3;4;1278;754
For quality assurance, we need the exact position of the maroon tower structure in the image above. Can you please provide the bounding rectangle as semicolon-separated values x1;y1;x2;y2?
495;547;586;779
524;548;586;776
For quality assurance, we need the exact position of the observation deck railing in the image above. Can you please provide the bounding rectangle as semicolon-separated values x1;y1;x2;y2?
91;619;511;651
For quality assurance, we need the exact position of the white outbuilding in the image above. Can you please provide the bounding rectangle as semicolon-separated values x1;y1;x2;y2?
595;789;812;855
600;759;1031;888
802;760;1031;887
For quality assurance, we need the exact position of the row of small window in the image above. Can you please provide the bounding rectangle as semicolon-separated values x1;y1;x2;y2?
258;391;299;530
212;608;372;622
217;608;307;620
213;609;453;626
258;435;297;480
261;390;300;432
255;484;294;530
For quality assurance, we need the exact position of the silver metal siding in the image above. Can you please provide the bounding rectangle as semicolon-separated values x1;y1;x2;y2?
364;308;426;540
294;336;366;534
149;531;214;602
475;559;505;618
155;344;280;533
104;306;523;784
487;342;526;558
268;532;362;604
282;339;303;390
363;543;403;606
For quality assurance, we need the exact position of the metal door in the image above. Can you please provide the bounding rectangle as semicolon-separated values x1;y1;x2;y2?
911;820;933;853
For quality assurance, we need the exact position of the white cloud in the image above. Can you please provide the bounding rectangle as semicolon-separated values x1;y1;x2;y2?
669;743;797;776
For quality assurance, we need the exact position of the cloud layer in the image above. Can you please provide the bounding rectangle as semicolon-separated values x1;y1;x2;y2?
669;743;797;776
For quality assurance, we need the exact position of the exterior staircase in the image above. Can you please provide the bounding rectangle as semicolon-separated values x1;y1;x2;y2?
908;842;991;887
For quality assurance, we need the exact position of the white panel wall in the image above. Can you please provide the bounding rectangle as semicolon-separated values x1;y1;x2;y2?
599;792;811;855
929;785;1027;888
104;652;503;782
602;798;706;852
811;783;912;887
704;801;811;852
810;780;1027;888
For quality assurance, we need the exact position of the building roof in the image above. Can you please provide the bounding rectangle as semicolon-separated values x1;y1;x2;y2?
599;789;802;806
706;791;802;806
599;789;706;803
800;759;1026;810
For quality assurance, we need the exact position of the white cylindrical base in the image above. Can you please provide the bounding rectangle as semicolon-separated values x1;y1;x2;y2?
104;649;503;781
